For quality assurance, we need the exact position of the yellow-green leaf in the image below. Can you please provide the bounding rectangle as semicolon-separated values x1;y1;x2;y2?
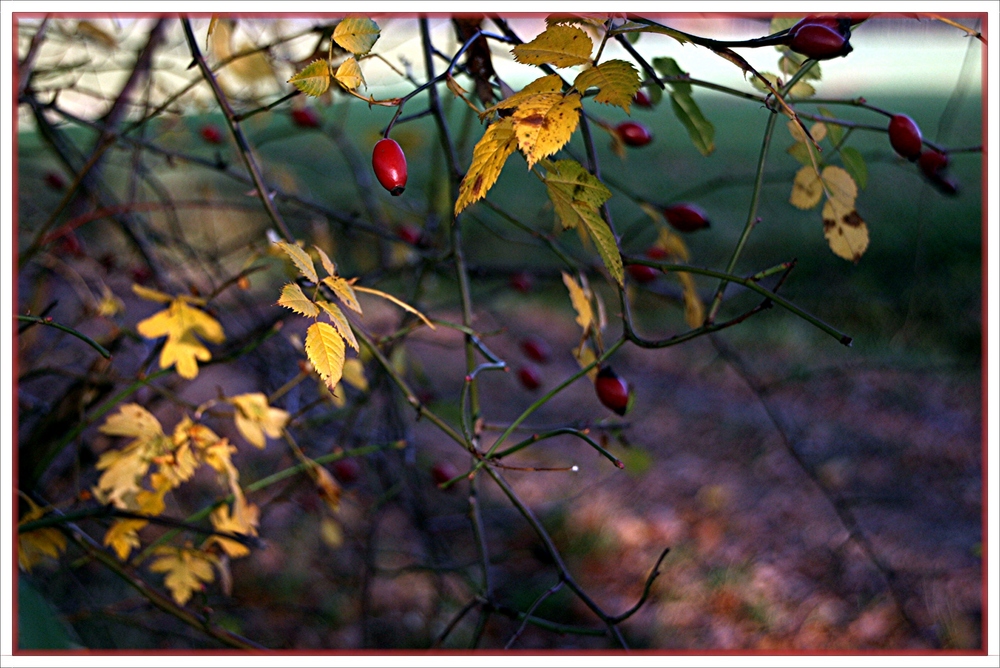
544;160;621;285
322;276;361;313
677;271;704;329
333;16;380;55
306;322;346;390
149;546;217;606
512;93;581;169
455;118;518;214
278;282;319;318
572;60;641;112
788;120;826;144
316;300;359;351
790;165;823;210
821;165;857;211
562;272;593;332
839;146;868;189
314;245;337;278
512;24;593;68
822;202;869;263
334;56;365;91
274;240;318;283
287;59;331;97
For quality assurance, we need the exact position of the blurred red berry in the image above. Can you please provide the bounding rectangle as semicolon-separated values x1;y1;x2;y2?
520;336;551;364
633;89;653;108
595;366;633;416
200;124;223;144
888;114;923;160
664;203;711;233
518;365;542;391
616;121;653;147
131;266;154;284
396;224;421;245
918;149;949;178
646;247;669;260
44;172;66;191
509;272;533;294
291;107;322;128
627;264;659;284
332;459;361;485
431;461;460;486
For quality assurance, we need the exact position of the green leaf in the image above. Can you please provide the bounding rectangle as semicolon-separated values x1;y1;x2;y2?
653;57;714;156
787;141;813;166
19;578;79;649
839;146;868;190
543;160;622;286
819;107;844;147
652;57;690;94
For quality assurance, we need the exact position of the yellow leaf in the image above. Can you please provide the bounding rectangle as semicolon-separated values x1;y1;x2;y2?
97;284;124;317
18;499;67;572
100;403;165;441
314;465;341;512
677;272;704;328
546;14;611;29
333;16;380;55
572;341;599;382
654;226;690;263
316;300;359;351
822;202;869;263
206;17;218;49
103;518;146;561
208;500;259;558
149;546;217;606
202;439;238;479
787;120;826;144
228;44;273;84
306;322;346;390
288;59;331;97
544;160;622;286
322;276;361;313
455;118;518;214
95;404;169;508
341;358;368;392
492;74;563;116
512;24;593;68
512;93;581;169
155;442;199;488
274;240;318;283
790;165;823;210
353;285;436;330
135;475;169;516
173;417;222;452
314;245;336;278
137;299;225;379
320;516;344;548
230;393;290;449
278;282;319;318
562;272;593;332
573;60;641;112
821;165;857;211
334;57;365;91
132;284;173;304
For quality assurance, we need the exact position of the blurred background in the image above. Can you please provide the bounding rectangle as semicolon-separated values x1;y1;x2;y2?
15;14;983;651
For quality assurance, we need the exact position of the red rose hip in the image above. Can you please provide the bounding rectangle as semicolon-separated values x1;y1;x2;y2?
595;366;633;416
518;365;542;391
918;149;949;178
788;22;853;60
332;459;361;484
372;138;408;196
633;89;653;108
431;461;460;486
888;114;923;160
200;124;223;144
520;336;551;364
664;203;710;233
616;121;653;147
627;264;658;284
291;107;322;128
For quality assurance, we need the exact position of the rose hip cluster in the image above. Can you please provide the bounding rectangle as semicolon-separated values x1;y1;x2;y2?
887;113;958;196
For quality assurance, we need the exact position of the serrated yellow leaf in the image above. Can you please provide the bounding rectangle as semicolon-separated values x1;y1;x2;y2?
455;118;518;214
314;245;336;278
316;300;359;351
287;59;331;97
573;60;641;112
278;282;319;318
230;392;289;448
149;546;217;606
322;276;361;313
333;16;380;55
790;165;823;210
132;284;173;304
274;240;318;283
334;56;365;91
18;499;67;572
342;358;368;392
544;160;621;285
512;93;581;169
512;24;593;68
306;322;346;390
562;272;593;332
821;165;857;211
352;285;435;330
103;518;146;560
208;499;259;558
822;202;869;263
95;404;170;508
137;300;225;380
493;74;564;114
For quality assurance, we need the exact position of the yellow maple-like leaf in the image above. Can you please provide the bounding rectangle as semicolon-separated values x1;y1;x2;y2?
202;439;239;480
306;322;346;390
544;160;622;285
103;518;147;561
790;165;823;210
341;358;368;392
822;201;869;263
821;165;857;211
208;498;259;558
173;417;222;452
230;393;290;449
512;93;582;169
137;299;225;379
322;276;362;313
512;24;593;68
18;499;67;572
333;16;380;55
316;300;359;351
334;57;365;90
274;240;318;283
95;404;170;508
455;117;518;214
287;59;331;97
149;546;217;606
562;272;594;332
100;403;165;442
278;282;319;318
573;60;641;112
